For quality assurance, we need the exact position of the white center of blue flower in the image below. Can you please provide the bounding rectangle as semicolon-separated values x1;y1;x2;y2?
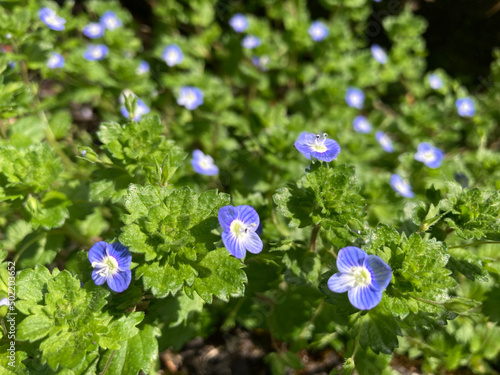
349;94;362;107
91;48;102;59
309;133;328;153
230;219;255;239
350;266;372;287
421;150;436;163
48;55;58;66
92;255;119;279
394;180;408;194
198;155;214;170
379;135;391;148
183;91;197;106
166;51;178;63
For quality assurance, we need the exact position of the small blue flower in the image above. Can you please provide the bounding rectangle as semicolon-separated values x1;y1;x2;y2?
251;55;270;71
353;116;372;133
229;13;248;33
120;98;150;121
308;21;329;42
390;174;414;198
47;52;64;69
428;74;443;90
177;86;204;110
294;132;341;162
328;247;392;310
218;205;263;259
242;35;261;49
137;60;150;75
81;150;87;157
191;150;219;176
39;7;66;31
376;131;393;153
414;142;444;169
0;298;9;307
89;241;132;293
371;44;387;64
100;11;122;30
83;22;105;39
162;44;184;67
455;97;475;117
83;44;109;61
346;87;365;109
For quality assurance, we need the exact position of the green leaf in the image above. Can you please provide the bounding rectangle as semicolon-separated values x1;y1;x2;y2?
99;312;144;350
17;315;53;342
193;249;247;303
25;191;71;229
446;247;488;281
137;261;197;298
359;307;402;354
443;297;481;314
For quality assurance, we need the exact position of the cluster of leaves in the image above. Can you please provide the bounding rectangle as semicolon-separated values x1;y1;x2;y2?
1;0;499;374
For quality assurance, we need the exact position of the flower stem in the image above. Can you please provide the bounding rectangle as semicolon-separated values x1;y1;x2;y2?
410;295;443;306
447;241;500;249
350;316;363;362
309;222;322;252
100;350;116;375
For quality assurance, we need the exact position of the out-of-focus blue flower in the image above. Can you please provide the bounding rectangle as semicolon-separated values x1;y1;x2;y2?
242;35;261;49
308;21;329;42
328;247;392;310
346;87;365;109
137;60;150;75
371;44;387;64
162;44;184;67
294;132;341;162
455;97;475;117
0;298;9;307
218;205;262;259
251;55;270;71
39;7;66;31
83;22;105;39
120;98;150;121
353;116;372;133
428;74;443;90
390;174;414;198
47;52;64;69
100;11;122;30
229;13;248;33
376;131;393;153
83;44;109;61
81;150;87;157
414;142;444;169
177;86;204;110
89;241;132;293
191;150;219;176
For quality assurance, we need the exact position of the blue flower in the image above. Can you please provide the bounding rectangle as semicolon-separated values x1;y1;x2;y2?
39;7;66;31
0;298;9;307
308;21;329;42
328;247;392;310
89;241;132;293
177;86;204;110
120;98;150;121
83;22;105;39
371;44;387;64
83;44;109;61
100;11;122;30
353;116;372;133
455;97;475;117
137;60;150;75
414;142;444;169
390;174;414;198
428;74;443;90
162;44;184;67
376;131;393;153
47;52;64;69
346;87;365;109
294;132;341;162
229;13;248;33
251;55;270;71
191;150;219;176
242;35;261;49
218;205;263;259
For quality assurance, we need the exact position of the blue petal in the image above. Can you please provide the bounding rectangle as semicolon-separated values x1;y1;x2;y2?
336;246;366;273
327;272;355;293
92;268;106;286
348;285;383;310
107;242;131;270
237;205;260;228
242;231;263;254
221;231;246;259
88;241;108;264
364;255;392;290
218;205;238;230
107;269;131;293
192;149;204;160
309;139;340;162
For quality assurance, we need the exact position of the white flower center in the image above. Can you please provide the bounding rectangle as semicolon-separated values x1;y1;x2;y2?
394;181;408;194
230;219;255;239
349;94;362;107
350;266;372;287
48;56;58;66
92;255;119;279
199;155;214;170
309;133;328;153
167;51;178;63
421;150;436;163
91;48;102;58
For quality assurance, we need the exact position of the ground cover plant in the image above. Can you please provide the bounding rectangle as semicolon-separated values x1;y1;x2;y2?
0;0;500;374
